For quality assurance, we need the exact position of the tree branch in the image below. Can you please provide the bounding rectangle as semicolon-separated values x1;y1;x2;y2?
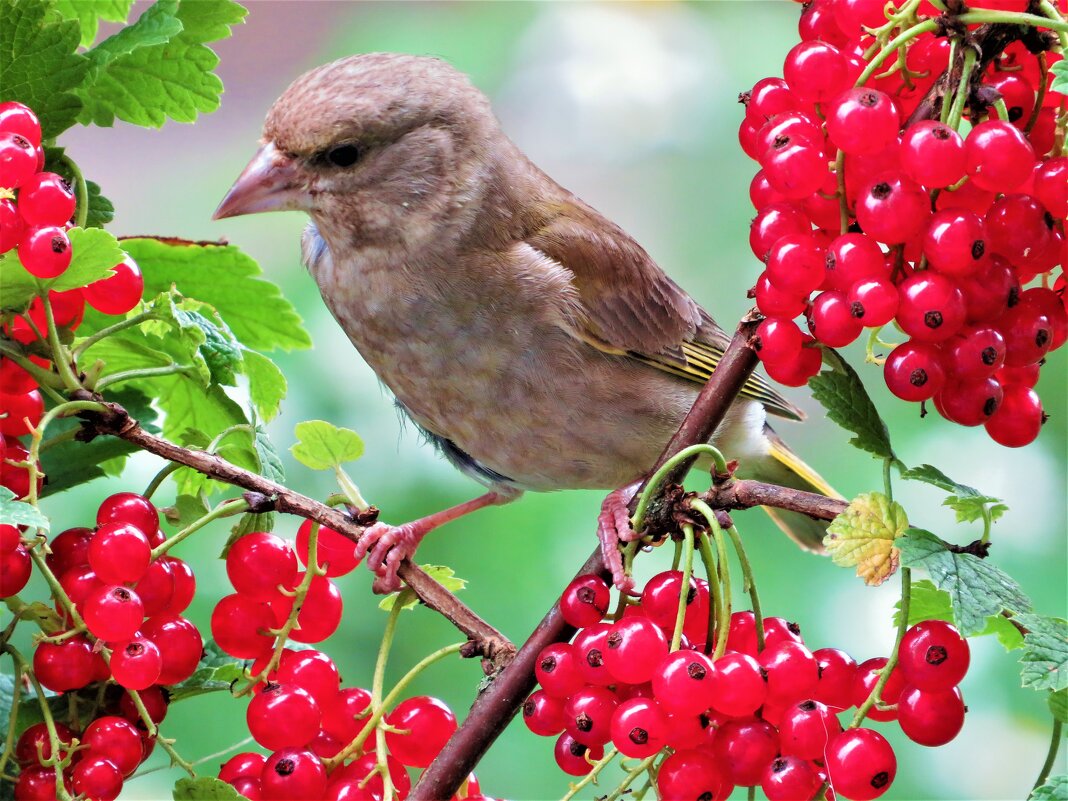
411;313;763;799
69;391;515;668
702;478;848;521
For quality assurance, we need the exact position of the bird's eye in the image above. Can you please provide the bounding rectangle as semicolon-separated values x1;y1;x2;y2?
325;144;364;168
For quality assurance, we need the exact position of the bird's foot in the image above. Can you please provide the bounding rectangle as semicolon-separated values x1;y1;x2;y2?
355;521;423;594
596;482;642;593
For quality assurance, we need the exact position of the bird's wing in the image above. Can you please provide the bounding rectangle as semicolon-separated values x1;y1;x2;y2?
525;201;803;421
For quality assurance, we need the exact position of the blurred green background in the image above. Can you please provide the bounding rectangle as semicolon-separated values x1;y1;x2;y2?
16;1;1067;798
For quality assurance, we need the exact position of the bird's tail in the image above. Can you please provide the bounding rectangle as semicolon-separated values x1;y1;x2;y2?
739;425;841;552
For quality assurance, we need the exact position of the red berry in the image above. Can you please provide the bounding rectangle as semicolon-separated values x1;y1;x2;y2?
924;210;988;276
247;682;322;750
15;721;75;766
83;256;145;316
321;686;372;743
140;613;203;684
810;290;863;347
523;688;565;736
985;193;1052;267
603;616;668;685
755;271;809;319
944;325;1006;381
641;570;708;630
33;634;95;691
285;574;343;643
965;120;1035;193
536;642;586;699
961;256;1019;322
0;198;23;253
0;102;42;147
110;635;163;690
88;521;151;584
135;558;175;617
0;132;37;189
898;685;966;746
937;376;1004;426
713;717;780;787
82;716;145;776
988;72;1035;128
1033;157;1068;218
385;695;457;767
827;89;899;155
783;41;849;104
651;650;715;715
985;382;1044;447
46;526;92;575
850;657;905;722
896;273;966;342
18;225;72;278
750;203;810;261
609;697;669;758
13;766;58;800
163;556;196;614
799;0;849;45
220;752;267;784
900;121;966;188
226;531;299;601
0;389;43;437
275;648;339;708
997;302;1053;367
823;233;887;292
763;335;823;387
259;748;327;801
211;593;276;659
553;733;603;776
899;620;970;690
779;698;842;759
563;685;618;747
118;685;168;727
758;641;819;703
750;170;787;210
766;233;825;295
762;756;822;801
755;317;804;364
83;584;145;642
97;492;159;540
744;77;802;123
560;574;610;627
856;174;930;244
332;753;410;798
847;277;899;326
17;172;75;226
0;543;31;596
825;728;896;800
707;651;767;717
71;755;124;801
657;748;732;800
295;519;359;577
763;137;828;200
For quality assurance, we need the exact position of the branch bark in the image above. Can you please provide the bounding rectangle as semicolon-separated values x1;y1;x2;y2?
411;313;764;799
702;478;848;521
70;391;516;667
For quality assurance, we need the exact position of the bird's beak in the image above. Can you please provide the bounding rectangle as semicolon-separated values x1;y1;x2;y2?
213;142;306;220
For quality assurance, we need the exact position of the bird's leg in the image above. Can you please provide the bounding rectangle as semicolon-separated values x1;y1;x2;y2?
596;481;643;593
355;491;510;593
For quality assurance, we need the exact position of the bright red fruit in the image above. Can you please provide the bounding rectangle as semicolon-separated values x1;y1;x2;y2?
0;389;43;437
82;716;145;776
965;120;1035;192
211;593;276;658
88;521;151;584
536;643;585;699
827;88;899;155
825;728;896;800
900;121;966;188
898;685;966;746
609;697;669;758
109;635;163;690
226;531;299;601
560;574;610;627
71;756;124;801
259;748;327;801
295;519;360;577
384;695;458;767
603;616;668;685
0;102;42;147
656;748;732;800
247;682;322;750
141;613;203;684
83;584;145;642
851;657;905;722
713;717;780;787
18;225;72;278
553;733;604;776
17;172;75;226
83;255;145;315
523;688;565;736
563;686;618;747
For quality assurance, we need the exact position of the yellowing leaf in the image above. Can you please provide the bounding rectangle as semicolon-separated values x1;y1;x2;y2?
823;492;907;586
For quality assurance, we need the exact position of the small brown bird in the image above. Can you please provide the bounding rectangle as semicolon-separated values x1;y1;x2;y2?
215;53;834;592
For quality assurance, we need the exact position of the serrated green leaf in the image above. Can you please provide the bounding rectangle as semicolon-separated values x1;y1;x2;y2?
1030;775;1067;801
167;640;246;703
242;349;287;422
898;528;1032;636
254;426;284;484
899;463;1008;526
823;491;906;586
1016;615;1068;692
1051;60;1068;95
0;486;49;530
0;0;89;137
84;181;115;228
53;0;133;47
39;388;160;496
121;238;311;352
291;420;364;471
172;776;246;801
894;579;1024;651
379;564;467;612
50;227;123;292
75;0;247;128
161;493;210;529
900;463;980;495
1050;688;1068;725
808;348;897;462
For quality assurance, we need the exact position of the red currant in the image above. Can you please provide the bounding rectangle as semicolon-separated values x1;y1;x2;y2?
965;120;1035;193
110;635;163;690
295;519;360;577
523;689;565;736
384;695;457;767
825;728;896;800
898;685;966;746
83;256;145;316
83;584;145;642
247;682;322;750
17;172;75;226
259;748;327;801
900;121;966;188
88;521;151;584
609;697;669;758
18;225;72;278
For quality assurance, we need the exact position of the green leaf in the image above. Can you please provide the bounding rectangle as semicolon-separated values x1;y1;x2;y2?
291;420;365;471
172;777;246;801
53;0;133;47
823;492;907;586
242;349;288;422
121;237;311;352
0;0;89;138
0;486;49;530
808;348;897;462
39;388;160;496
85;180;115;229
223;511;274;558
167;640;247;702
50;227;123;291
254;426;284;484
161;493;210;530
1016;615;1068;692
1051;688;1068;725
894;579;1024;651
75;0;247;128
379;565;467;612
900;463;1008;525
1030;775;1067;801
898;528;1032;636
1051;59;1068;95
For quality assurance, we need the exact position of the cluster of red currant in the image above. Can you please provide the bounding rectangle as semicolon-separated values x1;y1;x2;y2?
1;101;146;499
741;0;1066;447
2;492;198;800
525;572;971;800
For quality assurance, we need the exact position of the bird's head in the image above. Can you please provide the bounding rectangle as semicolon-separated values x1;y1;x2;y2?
214;53;499;247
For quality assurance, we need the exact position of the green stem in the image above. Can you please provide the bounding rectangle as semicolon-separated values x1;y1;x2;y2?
150;497;249;560
855;19;939;87
371;604;403;801
631;444;727;532
603;755;659;801
957;8;1068;32
26;547;86;634
992;98;1011;124
0;653;22;778
709;521;732;660
127;688;195;776
39;288;82;392
58;155;88;230
129;736;256;780
143;462;182;500
835;149;849;234
1039;0;1068;48
697;530;724;657
71;311;156;361
946;48;978;131
669;525;696;652
851;568;911;727
560;747;620;801
727;525;765;652
95;363;193;391
0;339;65;391
671;537;683;571
207;424;255;455
1024;52;1048;135
335;466;370;511
980;506;994;545
1033;718;1064;792
940;39;959;125
882;458;894;502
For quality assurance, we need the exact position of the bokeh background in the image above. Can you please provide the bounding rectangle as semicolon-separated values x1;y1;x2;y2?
22;1;1068;798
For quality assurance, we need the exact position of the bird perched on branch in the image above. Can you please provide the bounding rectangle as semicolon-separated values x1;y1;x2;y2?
215;53;835;593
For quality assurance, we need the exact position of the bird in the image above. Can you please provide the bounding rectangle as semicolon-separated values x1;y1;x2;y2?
214;53;835;594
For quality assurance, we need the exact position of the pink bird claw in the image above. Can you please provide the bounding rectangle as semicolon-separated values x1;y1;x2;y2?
596;483;642;593
355;521;419;594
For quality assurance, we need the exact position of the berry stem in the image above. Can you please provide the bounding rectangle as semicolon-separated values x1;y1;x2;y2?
939;39;960;126
0;339;65;392
206;423;255;454
1039;0;1068;48
835;150;849;234
559;746;620;801
602;754;658;801
630;444;727;533
126;688;195;776
691;498;743;653
1024;52;1048;134
71;310;157;361
2;644;74;800
727;524;766;652
24;399;108;505
696;529;724;657
37;288;83;394
669;524;696;652
956;9;1068;33
854;19;939;88
25;546;86;635
850;567;912;728
335;465;370;512
149;497;249;561
883;458;894;503
1033;717;1064;793
945;47;978;131
142;461;181;500
56;154;88;230
94;362;196;391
